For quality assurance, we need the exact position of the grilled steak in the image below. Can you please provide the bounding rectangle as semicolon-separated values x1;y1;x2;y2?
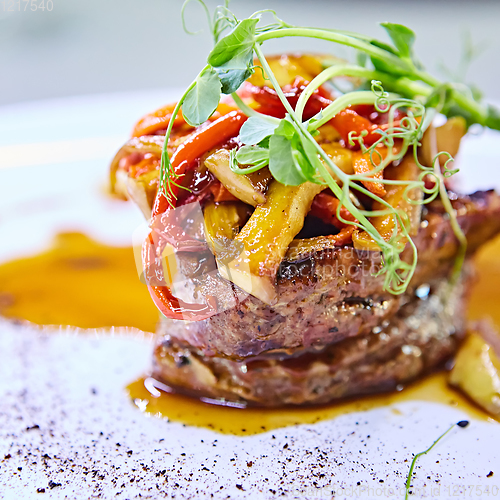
153;267;470;406
157;190;500;360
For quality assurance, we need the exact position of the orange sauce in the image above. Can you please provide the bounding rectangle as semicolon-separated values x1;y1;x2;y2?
467;236;500;326
0;230;498;434
126;236;500;435
0;232;158;332
126;372;495;436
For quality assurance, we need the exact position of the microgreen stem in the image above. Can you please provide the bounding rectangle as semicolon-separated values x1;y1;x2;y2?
254;45;301;120
405;423;457;500
295;64;421;122
410;70;490;126
295;64;375;120
257;26;495;129
230;92;280;123
431;148;468;283
253;43;417;292
229;149;267;174
450;87;490;124
159;80;197;202
308;91;398;131
255;28;414;73
420;123;468;282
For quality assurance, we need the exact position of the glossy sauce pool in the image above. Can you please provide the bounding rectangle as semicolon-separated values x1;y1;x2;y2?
0;232;499;434
0;232;158;332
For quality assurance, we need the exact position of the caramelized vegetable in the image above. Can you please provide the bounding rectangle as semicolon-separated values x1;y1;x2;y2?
132;101;239;138
247;54;326;88
320;141;353;175
202;201;249;254
352;150;387;197
132;103;187;138
286;226;355;261
420;116;467;167
152;110;247;217
352;155;422;251
204;149;270;206
208;182;240;203
115;168;158;218
352;117;464;252
310;191;357;228
218;180;325;304
331;108;384;148
450;329;500;417
248;76;331;119
109;135;164;194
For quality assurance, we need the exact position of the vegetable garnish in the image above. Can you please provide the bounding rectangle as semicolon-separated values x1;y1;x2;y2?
152;110;247;218
156;1;500;295
405;420;470;500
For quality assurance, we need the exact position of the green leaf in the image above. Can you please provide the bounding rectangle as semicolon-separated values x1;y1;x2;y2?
380;22;415;59
288;131;318;183
370;39;398;55
236;145;270;166
182;66;221;126
369;38;410;76
295;130;323;183
269;117;321;184
217;50;254;94
259;136;270;148
218;68;252;94
485;104;500;131
469;83;483;102
239;116;279;145
273;118;296;141
269;134;307;185
370;56;408;76
208;18;258;68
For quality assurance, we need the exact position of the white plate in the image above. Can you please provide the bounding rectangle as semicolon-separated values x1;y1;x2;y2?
1;93;499;500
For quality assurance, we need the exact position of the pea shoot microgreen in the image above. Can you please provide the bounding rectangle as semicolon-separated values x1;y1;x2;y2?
405;420;469;500
159;1;500;295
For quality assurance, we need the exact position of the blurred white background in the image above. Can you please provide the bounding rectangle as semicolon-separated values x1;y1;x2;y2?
1;0;500;105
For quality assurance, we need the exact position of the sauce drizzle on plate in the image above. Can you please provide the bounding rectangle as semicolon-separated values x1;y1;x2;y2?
0;231;499;434
126;371;496;436
0;232;158;332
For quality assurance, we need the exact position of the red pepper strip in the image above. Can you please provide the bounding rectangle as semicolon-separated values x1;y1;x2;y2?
128;154;160;178
351;103;378;119
246;84;393;149
132;102;239;139
143;233;216;321
352;150;387;198
330;109;386;148
132;103;186;138
152;110;248;218
328;226;355;246
310;192;357;229
351;104;403;127
209;182;240;202
247;80;331;120
148;285;216;321
146;110;248;321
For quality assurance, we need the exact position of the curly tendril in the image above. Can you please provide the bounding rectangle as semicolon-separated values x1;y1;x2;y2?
162;2;472;295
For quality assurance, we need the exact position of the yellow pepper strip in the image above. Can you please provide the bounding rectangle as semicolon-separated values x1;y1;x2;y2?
217;180;325;304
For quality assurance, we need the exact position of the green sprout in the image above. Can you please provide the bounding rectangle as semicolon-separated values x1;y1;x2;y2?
158;1;499;294
405;420;469;499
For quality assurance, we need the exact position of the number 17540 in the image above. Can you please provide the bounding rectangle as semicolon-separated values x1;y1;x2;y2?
2;0;54;11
